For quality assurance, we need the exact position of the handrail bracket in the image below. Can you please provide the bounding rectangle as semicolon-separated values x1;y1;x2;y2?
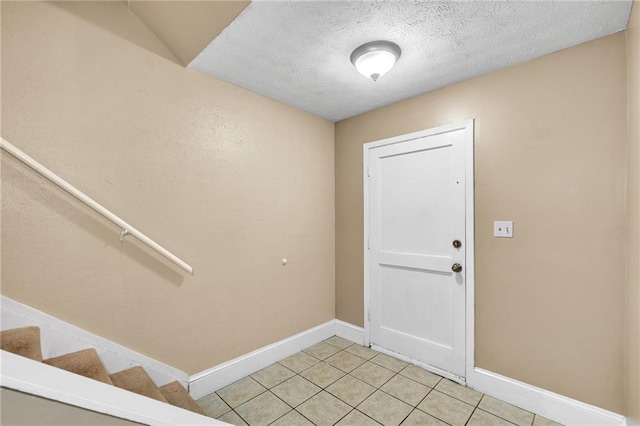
1;138;194;275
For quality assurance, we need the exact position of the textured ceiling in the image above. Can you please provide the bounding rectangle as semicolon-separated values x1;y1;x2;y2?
189;1;632;122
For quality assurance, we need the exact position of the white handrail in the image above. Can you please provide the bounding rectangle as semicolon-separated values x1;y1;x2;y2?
1;138;194;275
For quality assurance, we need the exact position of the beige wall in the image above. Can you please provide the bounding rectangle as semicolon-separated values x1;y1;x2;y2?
128;1;250;66
335;34;628;412
1;1;335;374
626;1;640;423
0;388;142;426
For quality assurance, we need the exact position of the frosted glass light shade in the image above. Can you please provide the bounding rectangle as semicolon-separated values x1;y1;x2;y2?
351;41;401;82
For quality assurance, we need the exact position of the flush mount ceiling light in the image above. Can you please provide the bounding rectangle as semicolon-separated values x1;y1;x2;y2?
350;40;401;82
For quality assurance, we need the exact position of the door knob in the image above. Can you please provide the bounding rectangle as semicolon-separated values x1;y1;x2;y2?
451;263;463;273
452;240;462;248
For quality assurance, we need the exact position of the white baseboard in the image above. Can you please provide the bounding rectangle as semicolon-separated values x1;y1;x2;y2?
472;368;626;426
1;296;188;388
334;319;364;345
329;320;627;426
5;300;626;426
1;350;223;425
189;320;337;399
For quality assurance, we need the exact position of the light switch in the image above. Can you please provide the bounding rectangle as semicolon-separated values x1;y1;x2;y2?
494;221;513;238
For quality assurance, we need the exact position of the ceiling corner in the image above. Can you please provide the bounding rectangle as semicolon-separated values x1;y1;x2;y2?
128;0;250;66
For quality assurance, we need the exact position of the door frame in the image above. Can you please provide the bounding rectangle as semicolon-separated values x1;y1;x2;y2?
363;119;475;386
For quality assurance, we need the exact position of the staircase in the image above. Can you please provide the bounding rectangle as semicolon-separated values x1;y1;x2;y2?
1;326;207;417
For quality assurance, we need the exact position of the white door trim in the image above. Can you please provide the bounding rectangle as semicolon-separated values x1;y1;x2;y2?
363;119;475;384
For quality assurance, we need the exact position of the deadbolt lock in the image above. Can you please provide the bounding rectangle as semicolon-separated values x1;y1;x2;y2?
451;263;463;273
452;240;462;248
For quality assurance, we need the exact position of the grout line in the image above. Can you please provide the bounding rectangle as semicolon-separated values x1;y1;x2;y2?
433;379;482;407
294;409;317;426
477;394;537;426
351;408;384;425
477;393;486;407
211;340;527;426
416;405;457;426
271;379;321;412
476;408;520;426
416;389;473;426
464;407;478;426
413;385;434;409
264;401;298;426
430;388;477;408
474;407;525;426
398;408;414;425
331;408;352;425
231;408;249;426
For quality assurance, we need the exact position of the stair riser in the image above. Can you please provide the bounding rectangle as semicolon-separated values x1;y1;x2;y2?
2;296;188;388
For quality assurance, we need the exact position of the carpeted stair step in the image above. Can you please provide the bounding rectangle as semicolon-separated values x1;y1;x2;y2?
110;366;168;403
159;381;206;415
0;326;43;362
44;348;113;385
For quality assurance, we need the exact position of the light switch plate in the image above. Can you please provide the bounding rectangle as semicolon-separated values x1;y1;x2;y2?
494;221;513;238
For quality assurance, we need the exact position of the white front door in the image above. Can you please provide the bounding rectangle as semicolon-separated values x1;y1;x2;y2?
365;121;472;380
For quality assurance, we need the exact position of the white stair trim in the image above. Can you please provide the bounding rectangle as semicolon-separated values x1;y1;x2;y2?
1;295;188;388
189;320;336;399
472;367;627;426
3;298;628;426
0;350;224;425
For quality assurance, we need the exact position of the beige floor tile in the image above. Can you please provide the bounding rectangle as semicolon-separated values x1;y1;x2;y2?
467;409;515;426
399;364;442;388
479;395;534;426
303;342;341;360
324;336;353;349
296;391;352;426
250;363;295;389
234;392;290;426
300;362;345;388
435;379;483;406
401;409;449;426
335;409;382;425
345;344;378;360
271;375;321;407
357;390;413;426
217;410;248;426
198;392;231;418
279;352;320;373
533;415;564;426
217;377;267;408
381;374;431;406
350;361;396;387
370;353;408;372
326;374;376;407
326;351;366;373
207;342;548;426
270;410;315;426
417;390;474;426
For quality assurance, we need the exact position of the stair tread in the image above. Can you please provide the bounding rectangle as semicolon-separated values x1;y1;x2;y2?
0;326;43;362
44;348;113;385
160;381;205;415
110;366;167;403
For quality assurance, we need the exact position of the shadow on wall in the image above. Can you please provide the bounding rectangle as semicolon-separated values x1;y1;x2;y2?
49;2;182;67
1;154;185;287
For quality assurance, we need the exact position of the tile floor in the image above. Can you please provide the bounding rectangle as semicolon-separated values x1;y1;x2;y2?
198;336;563;426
